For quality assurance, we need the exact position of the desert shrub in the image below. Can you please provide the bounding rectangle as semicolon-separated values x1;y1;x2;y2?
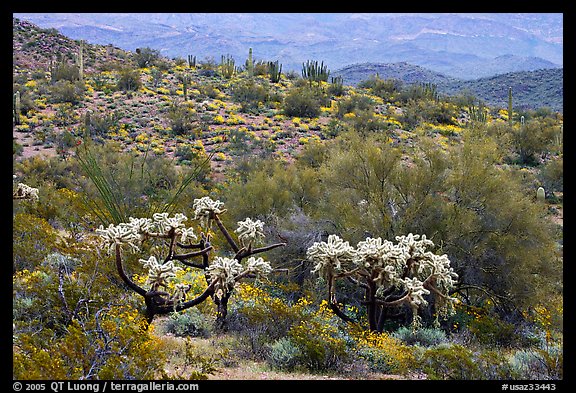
116;67;142;92
392;326;448;347
134;47;161;68
282;86;326;118
228;283;312;359
13;307;166;380
163;309;213;338
348;325;415;374
335;94;375;119
49;80;85;104
287;300;351;371
418;343;521;380
13;212;59;272
13;140;23;156
418;344;481;379
166;104;198;136
84;111;122;138
467;311;521;347
231;79;270;113
508;345;563;380
51;61;80;83
266;337;302;371
509;118;560;166
359;76;402;101
538;155;563;194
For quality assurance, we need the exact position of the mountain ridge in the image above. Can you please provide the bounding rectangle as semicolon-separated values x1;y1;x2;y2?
13;13;563;80
333;62;563;112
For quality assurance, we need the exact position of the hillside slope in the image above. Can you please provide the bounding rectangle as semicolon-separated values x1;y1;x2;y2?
333;62;563;112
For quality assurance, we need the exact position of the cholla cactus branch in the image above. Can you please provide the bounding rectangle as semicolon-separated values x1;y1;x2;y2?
308;232;458;331
13;182;39;201
307;234;357;277
206;257;243;300
192;196;226;229
235;218;265;248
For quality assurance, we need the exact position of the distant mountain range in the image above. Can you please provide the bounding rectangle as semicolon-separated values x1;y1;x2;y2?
13;13;563;80
333;62;563;113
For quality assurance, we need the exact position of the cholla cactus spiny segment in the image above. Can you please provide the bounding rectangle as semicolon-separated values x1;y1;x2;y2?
246;256;273;275
307;234;356;275
192;197;225;228
355;237;388;267
206;256;243;299
139;256;182;290
13;182;39;201
96;222;141;253
152;212;197;242
235;217;265;247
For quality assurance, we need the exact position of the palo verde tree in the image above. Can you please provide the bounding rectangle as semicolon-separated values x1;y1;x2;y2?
96;196;285;328
307;233;459;332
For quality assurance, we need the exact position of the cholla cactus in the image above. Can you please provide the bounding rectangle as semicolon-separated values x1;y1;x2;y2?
307;234;356;276
96;213;199;253
246;256;273;275
206;256;244;299
96;222;142;253
192;196;226;228
13;182;39;201
97;204;285;325
308;232;458;331
139;256;182;291
151;212;197;243
235;218;265;248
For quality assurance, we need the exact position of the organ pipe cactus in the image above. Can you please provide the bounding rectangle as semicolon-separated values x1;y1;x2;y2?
220;54;236;79
96;197;285;328
268;60;282;83
302;60;330;86
307;233;458;331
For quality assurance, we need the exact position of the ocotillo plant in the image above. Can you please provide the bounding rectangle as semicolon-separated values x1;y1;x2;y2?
13;91;21;125
268;60;282;83
96;197;286;328
307;233;458;331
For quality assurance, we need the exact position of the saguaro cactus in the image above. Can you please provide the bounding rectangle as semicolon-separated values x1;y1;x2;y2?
508;86;513;126
246;47;254;77
77;40;84;82
13;91;21;125
188;54;197;68
537;186;546;202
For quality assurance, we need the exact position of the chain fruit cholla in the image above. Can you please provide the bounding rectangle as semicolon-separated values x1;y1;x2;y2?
307;233;459;330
